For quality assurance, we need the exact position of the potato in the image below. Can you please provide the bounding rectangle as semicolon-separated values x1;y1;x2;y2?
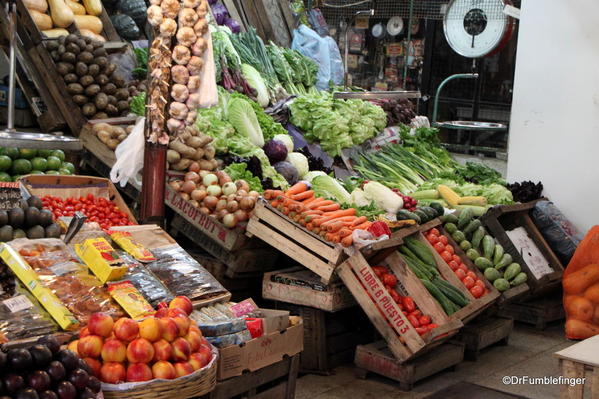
88;64;100;77
45;40;59;51
106;139;120;150
50;50;60;62
75;62;88;76
166;149;181;164
105;104;118;116
95;74;109;86
93;47;107;57
83;44;94;53
102;83;117;95
116;100;129;112
97;129;111;143
103;63;116;76
107;95;117;105
57;44;66;55
94;92;108;110
72;95;88;105
65;34;78;45
78;51;94;64
83;36;93;44
67;83;84;95
85;84;101;97
56;62;73;75
94;56;108;68
75;38;87;49
92;122;112;133
126;125;134;134
112;126;126;138
92;112;108;119
112;76;125;88
64;73;78;84
79;75;94;87
66;43;80;55
82;103;97;117
114;88;128;101
61;52;76;64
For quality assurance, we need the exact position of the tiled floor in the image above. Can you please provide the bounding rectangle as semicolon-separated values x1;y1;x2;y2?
295;322;577;399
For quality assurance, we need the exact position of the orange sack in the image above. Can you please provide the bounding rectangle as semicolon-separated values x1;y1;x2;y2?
564;226;599;339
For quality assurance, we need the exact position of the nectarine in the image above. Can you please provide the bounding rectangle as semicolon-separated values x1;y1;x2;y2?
101;339;127;363
78;335;103;358
126;363;153;382
88;313;114;338
169;296;193;316
100;362;126;384
126;338;155;364
152;361;176;380
114;318;139;342
139;317;162;342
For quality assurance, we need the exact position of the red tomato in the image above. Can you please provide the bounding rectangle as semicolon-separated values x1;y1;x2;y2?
458;263;469;272
408;310;422;318
475;280;485;289
438;235;448;245
382;273;398;287
455;269;466;280
470;285;484;298
440;251;453;262
428;235;439;245
429;228;440;236
418;315;431;325
402;297;416;313
462;276;475;289
433;242;445;253
452;255;461;263
427;323;438;330
466;271;477;280
415;327;428;335
448;260;459;271
445;245;455;255
407;315;420;327
372;266;387;278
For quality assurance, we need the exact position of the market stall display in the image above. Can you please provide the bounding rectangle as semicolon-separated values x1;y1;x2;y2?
0;148;74;180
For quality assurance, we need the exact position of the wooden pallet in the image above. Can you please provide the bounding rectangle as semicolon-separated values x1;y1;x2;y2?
481;202;564;296
200;354;299;399
262;267;356;312
458;316;513;361
246;200;346;283
275;303;374;375
554;335;599;399
354;340;465;391
497;295;565;330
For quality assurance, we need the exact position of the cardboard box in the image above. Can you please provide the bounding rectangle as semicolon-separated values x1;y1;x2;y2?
217;316;303;380
259;309;290;334
76;238;128;283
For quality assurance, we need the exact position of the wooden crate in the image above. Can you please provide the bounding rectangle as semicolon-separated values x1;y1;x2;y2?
262;267;356;312
275;304;374;375
457;316;513;361
433;221;530;304
337;244;463;363
481;202;564;295
554;335;599;399
200;354;299;399
354;340;465;391
246;200;346;283
497;295;565;330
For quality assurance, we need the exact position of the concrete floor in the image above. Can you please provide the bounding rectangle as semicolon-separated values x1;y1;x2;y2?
295;322;579;399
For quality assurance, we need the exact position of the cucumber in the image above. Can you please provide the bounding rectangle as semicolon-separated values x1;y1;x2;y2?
495;253;513;270
511;272;528;286
414;210;429;223
452;231;466;243
466;248;480;261
504;263;521;281
404;237;437;268
444;223;458;234
420;279;456;315
442;213;459;224
482;235;495;259
433;278;469;307
429;202;444;217
411;190;439;200
397;209;420;222
493;244;504;266
420;206;438;219
493;278;510;292
475;257;493;270
463;219;482;236
403;254;433;280
457;208;473;230
460;240;472;251
471;226;486;249
484;268;501;282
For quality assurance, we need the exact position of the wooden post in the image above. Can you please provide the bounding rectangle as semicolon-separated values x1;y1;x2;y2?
140;142;166;225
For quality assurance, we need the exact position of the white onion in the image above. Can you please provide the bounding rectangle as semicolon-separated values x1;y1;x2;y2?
222;182;237;196
206;185;222;197
203;174;218;186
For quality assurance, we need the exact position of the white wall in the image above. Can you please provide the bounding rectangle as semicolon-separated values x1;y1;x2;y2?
507;0;599;234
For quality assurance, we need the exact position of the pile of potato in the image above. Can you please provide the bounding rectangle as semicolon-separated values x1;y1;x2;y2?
167;125;217;171
45;33;131;119
92;122;133;150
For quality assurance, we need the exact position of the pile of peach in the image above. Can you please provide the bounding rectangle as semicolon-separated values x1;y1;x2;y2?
69;296;212;384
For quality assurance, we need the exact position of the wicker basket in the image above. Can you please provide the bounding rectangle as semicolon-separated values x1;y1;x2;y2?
101;346;218;399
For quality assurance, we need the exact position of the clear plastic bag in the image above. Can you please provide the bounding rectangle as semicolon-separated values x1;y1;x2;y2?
292;25;331;90
531;201;582;264
110;117;145;188
117;252;174;307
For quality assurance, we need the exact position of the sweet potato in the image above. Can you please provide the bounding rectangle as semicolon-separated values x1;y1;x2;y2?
565;296;594;322
563;264;599;294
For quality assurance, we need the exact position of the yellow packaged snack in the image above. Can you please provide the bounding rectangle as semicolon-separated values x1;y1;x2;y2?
108;230;156;262
107;281;154;319
75;238;128;283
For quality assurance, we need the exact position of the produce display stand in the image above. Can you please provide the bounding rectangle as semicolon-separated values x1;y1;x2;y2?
354;340;465;391
497;294;565;330
554;335;599;399
481;202;564;296
246;200;346;283
262;267;356;312
457;316;513;361
200;354;300;399
336;237;463;364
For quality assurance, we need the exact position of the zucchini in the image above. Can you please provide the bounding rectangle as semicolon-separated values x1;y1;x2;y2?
433;278;469;307
397;209;420;222
429;202;445;217
420;279;456;315
444;223;458;234
454;205;489;217
511;272;528;286
404;237;437;269
403;254;432;280
493;278;510;292
400;246;438;278
475;257;493;270
442;213;459;224
495;253;513;270
484;268;501;282
420;206;438;219
493;244;504;266
463;219;482;236
472;226;486;249
452;231;466;243
504;263;522;281
457;208;473;230
414;209;429;223
466;248;480;261
482;235;495;259
411;190;439;200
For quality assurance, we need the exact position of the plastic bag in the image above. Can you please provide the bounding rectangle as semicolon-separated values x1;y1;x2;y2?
531;201;582;264
117;252;174;307
563;226;599;339
292;25;331;90
324;36;344;86
308;8;329;37
110;117;145;188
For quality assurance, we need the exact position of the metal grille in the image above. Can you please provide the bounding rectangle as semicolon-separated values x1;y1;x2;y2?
319;0;447;20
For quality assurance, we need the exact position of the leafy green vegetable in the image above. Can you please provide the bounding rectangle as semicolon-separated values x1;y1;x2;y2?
224;163;263;192
312;175;351;204
132;48;148;79
229;92;286;141
227;97;265;147
129;92;146;116
454;161;506;185
342;202;381;221
241;64;269;107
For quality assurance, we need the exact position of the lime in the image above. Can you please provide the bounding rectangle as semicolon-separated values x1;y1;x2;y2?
19;148;37;159
51;150;65;162
5;148;19;160
61;162;75;174
30;170;45;175
0;156;12;172
45;170;60;175
11;159;32;175
38;149;54;158
58;168;71;175
46;156;62;171
0;172;11;182
31;157;48;171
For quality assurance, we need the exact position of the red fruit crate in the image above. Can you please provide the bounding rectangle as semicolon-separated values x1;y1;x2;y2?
336;238;463;364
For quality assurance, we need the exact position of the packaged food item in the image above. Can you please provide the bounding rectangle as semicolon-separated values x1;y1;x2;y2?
107;281;155;319
117;252;174;307
191;302;249;340
205;329;252;348
76;238;128;283
108;230;156;262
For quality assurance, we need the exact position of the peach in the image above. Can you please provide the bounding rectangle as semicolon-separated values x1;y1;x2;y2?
126;338;155;364
174;362;194;378
78;335;103;358
101;339;127;363
83;357;102;378
100;362;126;384
153;339;173;362
185;331;202;353
188;324;201;335
139;317;162;342
154;308;169;318
172;315;191;337
67;340;79;355
167;308;188;319
200;337;209;347
188;353;203;371
159;318;179;342
169;296;193;315
198;344;212;367
172;337;191;362
126;363;153;382
114;318;139;342
152;361;176;380
79;327;90;338
88;313;114;338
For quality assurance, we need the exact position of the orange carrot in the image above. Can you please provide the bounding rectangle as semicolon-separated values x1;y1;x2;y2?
325;233;335;242
352;222;371;230
341;236;353;247
286;182;309;196
307;200;334;210
321;216;357;228
306;223;314;231
316;203;341;212
290;190;314;201
331;236;341;244
315;213;357;227
338;228;352;237
303;196;321;206
282;207;290;215
326;221;345;233
302;210;323;217
352;216;367;226
271;200;280;207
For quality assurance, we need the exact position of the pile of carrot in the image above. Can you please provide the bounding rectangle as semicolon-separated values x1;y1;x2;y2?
264;182;372;247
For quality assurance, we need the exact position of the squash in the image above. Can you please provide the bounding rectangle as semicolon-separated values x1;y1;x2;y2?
118;0;146;26
23;0;48;12
65;0;86;15
79;28;106;43
110;14;139;40
42;28;69;38
82;0;102;16
47;0;74;28
29;9;53;30
74;15;103;34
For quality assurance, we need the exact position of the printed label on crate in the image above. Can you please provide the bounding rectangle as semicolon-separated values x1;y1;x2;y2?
3;295;34;313
506;227;553;279
0;182;21;210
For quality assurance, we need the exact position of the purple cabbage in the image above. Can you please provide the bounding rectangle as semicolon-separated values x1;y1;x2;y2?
211;3;229;25
274;161;299;185
224;17;241;33
263;139;288;164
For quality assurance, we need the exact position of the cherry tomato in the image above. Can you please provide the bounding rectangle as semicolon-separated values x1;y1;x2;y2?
470;285;484;298
462;276;475;289
438;235;448;245
440;251;453;262
418;315;431;325
448;260;459;271
434;242;446;253
429;228;440;236
445;245;455;255
466;271;477;280
455;269;466;280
